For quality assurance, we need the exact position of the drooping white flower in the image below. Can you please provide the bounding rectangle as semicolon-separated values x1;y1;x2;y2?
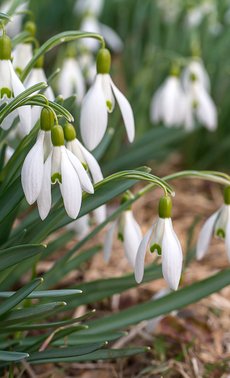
78;49;96;85
196;187;230;262
0;35;31;136
183;80;217;131
58;58;85;104
1;1;27;38
150;75;186;127
80;14;123;53
104;209;142;268
74;0;104;17
182;59;210;92
80;48;135;150
64;122;106;223
12;43;33;73
135;196;183;290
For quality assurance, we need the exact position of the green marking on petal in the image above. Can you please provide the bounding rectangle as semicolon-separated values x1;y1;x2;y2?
190;72;197;82
118;232;124;242
51;173;62;184
150;243;162;255
215;228;225;239
106;100;113;112
82;162;88;170
192;100;198;109
0;87;12;99
15;67;22;77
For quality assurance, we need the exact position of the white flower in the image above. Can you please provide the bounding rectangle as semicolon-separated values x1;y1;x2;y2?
183;81;217;131
150;76;186;127
58;58;85;104
103;210;142;267
182;59;210;92
21;129;52;205
12;43;33;72
65;123;106;223
196;204;230;262
74;0;104;16
135;196;183;290
1;1;27;37
0;59;31;136
78;49;96;85
80;48;135;150
80;14;123;53
37;144;94;220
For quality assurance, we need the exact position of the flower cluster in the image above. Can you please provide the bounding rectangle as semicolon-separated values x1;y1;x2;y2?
150;59;217;131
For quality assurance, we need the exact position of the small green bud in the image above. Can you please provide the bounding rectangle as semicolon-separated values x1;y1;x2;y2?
40;108;55;131
24;21;37;36
224;186;230;205
51;125;64;146
96;48;111;74
63;123;76;142
0;34;12;60
158;196;172;219
34;54;44;68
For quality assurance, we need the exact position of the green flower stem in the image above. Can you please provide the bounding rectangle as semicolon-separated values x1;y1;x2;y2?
21;31;105;81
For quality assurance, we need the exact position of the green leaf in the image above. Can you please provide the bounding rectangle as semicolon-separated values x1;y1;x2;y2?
29;347;148;363
82;268;230;334
0;302;66;326
0;244;46;272
0;13;11;22
0;278;42;316
27;343;103;363
0;289;82;299
0;350;29;362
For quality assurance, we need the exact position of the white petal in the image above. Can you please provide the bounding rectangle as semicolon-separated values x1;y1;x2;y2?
94;205;107;224
67;214;90;238
110;79;135;142
66;149;94;194
37;153;52;220
12;43;33;71
99;23;123;52
0;60;12;89
100;74;115;112
9;62;32;135
196;211;219;260
80;74;108;150
74;139;103;183
103;221;117;263
150;88;162;123
60;148;82;219
195;84;217;131
123;211;142;267
135;226;154;283
162;219;183;290
225;218;230;262
21;131;45;204
58;58;85;103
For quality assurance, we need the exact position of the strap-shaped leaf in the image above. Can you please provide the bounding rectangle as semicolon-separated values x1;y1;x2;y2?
0;244;46;272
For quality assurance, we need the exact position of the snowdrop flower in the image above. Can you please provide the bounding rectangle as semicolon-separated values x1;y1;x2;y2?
12;43;33;74
80;48;135;150
58;57;85;104
104;205;142;267
75;0;104;17
0;34;31;135
80;14;123;53
182;59;210;92
183;75;217;131
196;186;230;262
150;74;186;127
78;48;96;85
1;1;28;38
25;55;55;125
135;196;183;290
64;122;106;223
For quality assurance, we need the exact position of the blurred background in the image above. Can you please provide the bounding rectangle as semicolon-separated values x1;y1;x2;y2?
11;0;230;174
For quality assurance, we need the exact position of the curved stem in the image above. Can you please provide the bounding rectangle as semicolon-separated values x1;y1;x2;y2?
21;31;105;81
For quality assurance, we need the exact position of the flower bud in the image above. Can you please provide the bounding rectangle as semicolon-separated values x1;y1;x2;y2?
51;125;64;146
224;186;230;205
0;34;12;60
158;196;172;218
96;48;111;74
40;108;55;131
24;21;37;37
63;123;76;142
